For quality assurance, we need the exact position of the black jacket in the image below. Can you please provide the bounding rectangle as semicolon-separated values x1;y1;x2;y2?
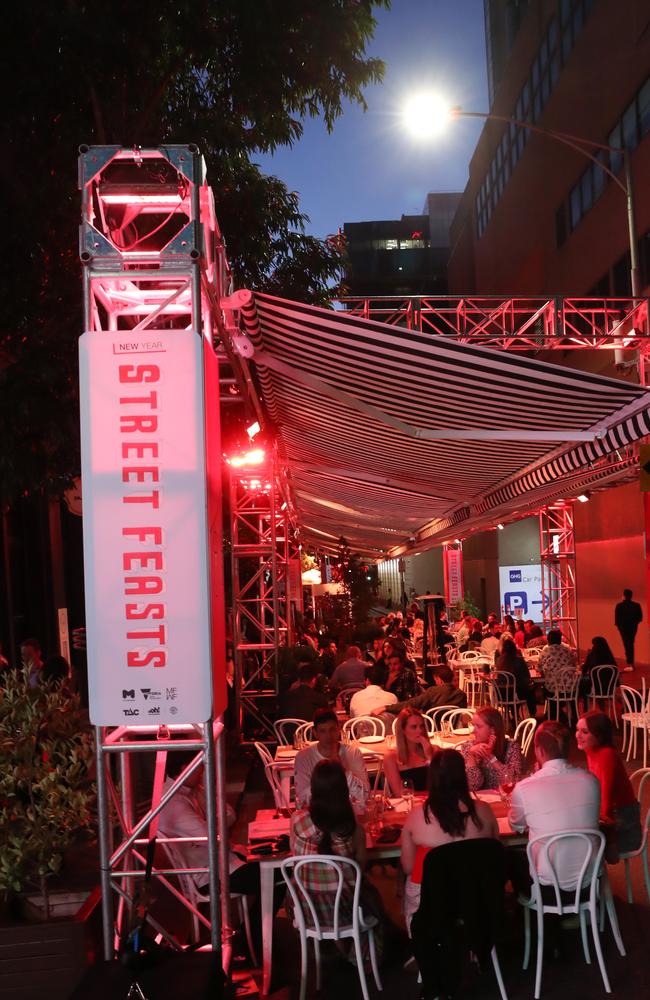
411;838;506;999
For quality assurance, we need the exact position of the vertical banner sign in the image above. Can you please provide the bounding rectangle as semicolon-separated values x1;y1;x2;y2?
443;546;464;606
79;330;213;725
203;338;227;718
499;564;543;622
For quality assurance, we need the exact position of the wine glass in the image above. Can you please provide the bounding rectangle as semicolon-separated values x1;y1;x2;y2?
367;792;385;839
498;768;516;807
401;777;415;811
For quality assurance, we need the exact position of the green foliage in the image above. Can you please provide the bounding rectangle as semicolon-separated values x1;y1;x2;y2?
1;1;388;501
0;669;95;899
331;537;374;625
452;592;480;620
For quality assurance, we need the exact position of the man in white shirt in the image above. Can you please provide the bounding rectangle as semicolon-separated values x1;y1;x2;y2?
349;663;398;717
479;627;500;658
294;708;369;809
509;721;600;890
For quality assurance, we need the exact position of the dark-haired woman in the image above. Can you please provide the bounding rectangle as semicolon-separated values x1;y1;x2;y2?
494;635;536;717
576;710;642;859
579;636;618;711
401;749;499;930
289;759;384;959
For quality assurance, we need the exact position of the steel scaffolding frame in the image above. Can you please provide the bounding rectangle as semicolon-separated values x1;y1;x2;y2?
334;294;649;352
79;146;232;965
229;449;303;740
539;503;578;647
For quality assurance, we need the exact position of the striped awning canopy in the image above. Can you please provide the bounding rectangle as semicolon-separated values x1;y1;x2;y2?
232;292;650;558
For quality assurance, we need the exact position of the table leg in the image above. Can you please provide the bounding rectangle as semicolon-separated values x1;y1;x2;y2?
280;771;291;809
260;859;276;995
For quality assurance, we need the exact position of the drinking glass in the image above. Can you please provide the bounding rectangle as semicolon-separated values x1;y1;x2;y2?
368;792;385;839
401;777;415;811
498;768;516;807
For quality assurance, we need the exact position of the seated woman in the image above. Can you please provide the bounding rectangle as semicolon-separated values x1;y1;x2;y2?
459;705;525;792
579;636;618;711
576;710;642;859
289;759;383;961
383;708;434;797
400;749;499;931
494;635;536;717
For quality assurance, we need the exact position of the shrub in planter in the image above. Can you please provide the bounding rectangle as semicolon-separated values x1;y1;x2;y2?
0;667;95;917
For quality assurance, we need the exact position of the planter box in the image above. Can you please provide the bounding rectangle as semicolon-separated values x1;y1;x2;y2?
0;887;102;1000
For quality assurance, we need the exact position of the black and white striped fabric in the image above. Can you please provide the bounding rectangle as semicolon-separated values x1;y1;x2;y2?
238;292;649;555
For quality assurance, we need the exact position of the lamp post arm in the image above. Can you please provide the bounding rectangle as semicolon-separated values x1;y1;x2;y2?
456;110;627;194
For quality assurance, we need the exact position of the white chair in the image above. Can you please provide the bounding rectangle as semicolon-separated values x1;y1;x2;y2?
439;707;474;736
619;684;649;763
254;741;293;812
337;686;364;714
514;716;537;757
343;715;385;740
545;671;581;725
620;768;650;904
462;663;488;710
162;840;258;964
519;830;625;998
523;647;542;661
274;717;308;746
490;671;527;730
281;855;383;1000
588;665;619;727
294;721;315;746
459;649;481;661
425;704;463;732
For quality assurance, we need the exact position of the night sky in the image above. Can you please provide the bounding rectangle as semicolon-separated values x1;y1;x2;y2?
255;0;489;239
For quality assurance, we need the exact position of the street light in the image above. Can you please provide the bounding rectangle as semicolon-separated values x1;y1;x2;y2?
404;95;640;297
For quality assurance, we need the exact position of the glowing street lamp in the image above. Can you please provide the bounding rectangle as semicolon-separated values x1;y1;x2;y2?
403;95;641;297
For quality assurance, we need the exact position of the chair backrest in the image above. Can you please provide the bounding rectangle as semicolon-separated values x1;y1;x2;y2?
274;717;308;746
336;686;364;714
255;741;291;810
281;854;362;939
342;715;385;740
620;684;645;716
439;707;474;735
523;647;541;660
459;650;481;661
526;829;605;914
490;670;518;705
514;716;536;756
590;664;619;697
390;712;435;737
630;768;650;845
294;721;315;747
254;740;274;767
425;704;463;731
548;670;581;697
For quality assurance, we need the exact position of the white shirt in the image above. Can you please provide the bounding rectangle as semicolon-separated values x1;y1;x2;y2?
349;684;398;717
480;635;499;657
158;778;243;886
509;759;600;889
294;743;369;809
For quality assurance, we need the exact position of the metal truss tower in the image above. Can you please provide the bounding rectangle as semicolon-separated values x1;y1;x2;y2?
539;503;578;648
79;146;232;963
229;447;303;740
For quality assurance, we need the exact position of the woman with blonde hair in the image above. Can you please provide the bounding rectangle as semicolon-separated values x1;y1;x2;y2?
459;705;525;791
383;707;434;796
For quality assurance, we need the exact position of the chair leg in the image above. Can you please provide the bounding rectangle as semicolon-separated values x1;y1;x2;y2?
534;906;544;1000
624;858;634;905
240;895;258;967
579;906;591;964
643;848;650;903
589;897;612;993
522;905;531;970
602;874;626;956
367;927;383;991
491;945;508;1000
298;930;308;1000
353;935;371;1000
313;937;322;991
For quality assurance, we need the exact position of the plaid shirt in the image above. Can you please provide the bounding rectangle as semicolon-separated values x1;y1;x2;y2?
289;810;358;927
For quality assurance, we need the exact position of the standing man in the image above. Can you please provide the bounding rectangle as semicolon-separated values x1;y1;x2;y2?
20;638;44;688
615;589;643;672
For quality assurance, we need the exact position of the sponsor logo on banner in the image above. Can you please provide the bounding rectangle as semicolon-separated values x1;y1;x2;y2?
166;688;177;701
123;708;140;717
79;330;214;726
148;706;161;716
499;565;543;622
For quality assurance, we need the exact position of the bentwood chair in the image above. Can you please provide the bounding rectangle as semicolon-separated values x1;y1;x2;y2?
545;671;581;725
274;717;308;746
589;665;619;727
425;704;463;732
514;716;537;757
519;830;625;998
254;741;293;812
281;855;383;1000
620;768;650;904
343;715;385;740
490;671;527;731
620;683;650;763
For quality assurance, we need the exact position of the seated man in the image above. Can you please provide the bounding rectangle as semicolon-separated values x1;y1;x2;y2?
480;626;500;658
330;645;368;691
371;665;467;717
294;708;369;810
279;663;330;721
349;663;398;717
508;720;600;892
539;629;577;692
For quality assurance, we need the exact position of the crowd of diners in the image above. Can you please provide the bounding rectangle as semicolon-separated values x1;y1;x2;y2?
214;607;643;994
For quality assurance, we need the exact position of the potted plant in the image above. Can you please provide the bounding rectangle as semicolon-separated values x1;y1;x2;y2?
0;667;98;998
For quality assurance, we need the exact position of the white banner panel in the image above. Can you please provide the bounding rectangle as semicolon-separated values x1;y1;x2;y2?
499;564;543;623
79;331;213;725
444;547;464;605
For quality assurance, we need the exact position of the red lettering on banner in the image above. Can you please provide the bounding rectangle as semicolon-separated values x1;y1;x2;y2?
119;391;158;408
122;443;159;459
123;552;164;571
125;603;165;620
127;650;166;668
126;625;166;644
118;364;160;383
123;527;163;544
122;467;160;484
120;415;158;433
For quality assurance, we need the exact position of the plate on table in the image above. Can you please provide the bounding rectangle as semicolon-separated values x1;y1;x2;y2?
358;735;384;745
